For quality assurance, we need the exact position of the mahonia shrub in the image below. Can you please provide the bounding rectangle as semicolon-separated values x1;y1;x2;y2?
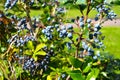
0;0;120;80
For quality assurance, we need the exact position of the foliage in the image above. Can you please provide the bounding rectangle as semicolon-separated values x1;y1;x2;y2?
0;0;120;80
110;0;120;5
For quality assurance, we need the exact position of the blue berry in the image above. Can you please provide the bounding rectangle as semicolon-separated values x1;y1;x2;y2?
94;17;99;21
87;19;91;23
89;34;93;39
94;28;98;32
61;74;66;78
93;56;97;60
67;25;73;30
80;17;84;22
55;24;59;29
87;24;91;28
0;14;4;18
66;42;72;49
94;38;99;43
67;33;73;39
80;22;84;28
95;23;100;28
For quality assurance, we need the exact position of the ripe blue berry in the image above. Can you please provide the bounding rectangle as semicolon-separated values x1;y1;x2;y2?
94;17;99;21
89;34;93;39
66;42;72;49
67;33;73;39
80;22;84;28
87;19;91;23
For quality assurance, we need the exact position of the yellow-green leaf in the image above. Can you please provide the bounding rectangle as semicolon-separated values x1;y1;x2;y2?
47;75;52;80
35;51;46;56
34;43;46;53
33;55;38;61
41;35;48;42
27;41;34;50
24;50;33;55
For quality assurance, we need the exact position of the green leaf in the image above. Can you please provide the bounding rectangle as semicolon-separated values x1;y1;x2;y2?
69;56;83;68
34;43;46;53
67;70;85;80
86;68;100;80
41;35;48;42
79;4;87;11
47;75;52;80
34;51;46;56
50;67;56;71
95;0;104;3
33;51;46;61
65;46;76;54
24;50;33;55
0;60;10;80
83;63;92;73
15;66;23;78
27;41;34;50
1;47;6;53
101;72;108;78
33;56;38;61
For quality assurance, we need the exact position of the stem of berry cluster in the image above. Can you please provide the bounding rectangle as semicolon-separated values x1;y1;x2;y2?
84;0;91;23
23;2;35;37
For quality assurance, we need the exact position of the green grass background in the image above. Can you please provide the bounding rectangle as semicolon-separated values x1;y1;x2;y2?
102;27;120;59
64;5;120;19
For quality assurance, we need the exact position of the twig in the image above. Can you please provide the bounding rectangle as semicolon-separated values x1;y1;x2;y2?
3;40;16;58
84;0;91;23
8;61;16;80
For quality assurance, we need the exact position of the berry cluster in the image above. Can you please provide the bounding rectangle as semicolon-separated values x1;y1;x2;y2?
73;16;105;57
42;24;74;51
42;26;54;40
5;0;18;10
5;0;37;10
8;32;35;47
95;4;117;21
18;18;26;27
42;24;73;39
78;41;94;58
12;47;54;76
